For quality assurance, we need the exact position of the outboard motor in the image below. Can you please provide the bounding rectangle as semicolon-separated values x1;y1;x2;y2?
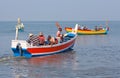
16;43;23;56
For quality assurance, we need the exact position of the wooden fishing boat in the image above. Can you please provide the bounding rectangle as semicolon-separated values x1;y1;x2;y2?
11;25;77;58
65;24;109;35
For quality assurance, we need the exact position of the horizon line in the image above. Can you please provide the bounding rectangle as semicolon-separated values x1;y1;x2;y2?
0;20;120;22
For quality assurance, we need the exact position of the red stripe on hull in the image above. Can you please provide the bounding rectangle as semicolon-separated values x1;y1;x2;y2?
27;39;75;54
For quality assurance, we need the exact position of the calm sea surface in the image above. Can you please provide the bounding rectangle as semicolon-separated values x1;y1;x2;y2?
0;21;120;78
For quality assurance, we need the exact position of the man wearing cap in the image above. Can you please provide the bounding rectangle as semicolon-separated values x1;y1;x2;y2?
27;33;40;46
38;32;45;45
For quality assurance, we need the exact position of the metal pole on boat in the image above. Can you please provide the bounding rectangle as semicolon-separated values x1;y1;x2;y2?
15;27;19;40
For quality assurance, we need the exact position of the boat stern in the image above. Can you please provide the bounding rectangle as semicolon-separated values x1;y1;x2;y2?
11;40;32;58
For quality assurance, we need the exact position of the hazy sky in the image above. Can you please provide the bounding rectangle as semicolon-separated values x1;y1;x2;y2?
0;0;120;21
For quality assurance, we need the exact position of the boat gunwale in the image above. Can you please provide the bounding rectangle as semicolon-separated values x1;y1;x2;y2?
27;33;77;48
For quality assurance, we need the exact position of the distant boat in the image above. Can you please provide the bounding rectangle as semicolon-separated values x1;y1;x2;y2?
16;18;24;31
65;24;109;35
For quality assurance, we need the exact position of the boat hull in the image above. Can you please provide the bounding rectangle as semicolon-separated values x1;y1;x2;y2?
65;27;108;35
11;33;77;58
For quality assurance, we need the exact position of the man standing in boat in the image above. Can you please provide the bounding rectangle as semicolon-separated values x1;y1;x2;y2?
56;22;63;43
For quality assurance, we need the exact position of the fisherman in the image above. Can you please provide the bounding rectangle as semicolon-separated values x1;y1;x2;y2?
56;27;62;37
27;33;40;46
47;35;58;45
98;25;103;30
38;32;45;45
95;26;98;31
56;27;64;43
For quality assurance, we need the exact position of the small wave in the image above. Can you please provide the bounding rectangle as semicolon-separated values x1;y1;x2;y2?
0;55;27;62
0;56;13;62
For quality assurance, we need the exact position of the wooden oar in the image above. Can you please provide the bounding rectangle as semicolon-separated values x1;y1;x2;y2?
55;22;61;28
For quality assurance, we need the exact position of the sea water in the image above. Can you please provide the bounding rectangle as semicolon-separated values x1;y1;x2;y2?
0;21;120;78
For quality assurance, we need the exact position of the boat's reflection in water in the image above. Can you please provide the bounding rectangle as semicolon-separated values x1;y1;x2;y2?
13;50;76;78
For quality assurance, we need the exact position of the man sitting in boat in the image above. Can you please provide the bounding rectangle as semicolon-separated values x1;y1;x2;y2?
95;26;104;31
38;32;45;45
95;26;99;31
83;26;89;30
47;35;58;45
98;26;104;30
78;25;81;30
27;33;40;46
